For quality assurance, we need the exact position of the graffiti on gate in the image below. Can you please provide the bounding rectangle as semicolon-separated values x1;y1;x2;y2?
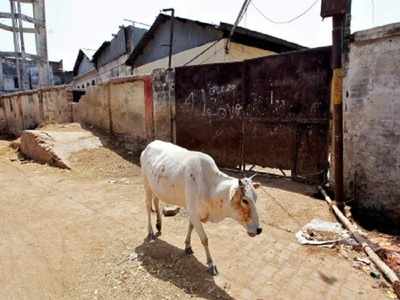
183;82;242;120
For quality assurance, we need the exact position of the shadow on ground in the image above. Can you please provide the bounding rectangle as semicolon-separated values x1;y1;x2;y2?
81;125;142;166
135;239;234;300
225;169;321;199
83;125;323;200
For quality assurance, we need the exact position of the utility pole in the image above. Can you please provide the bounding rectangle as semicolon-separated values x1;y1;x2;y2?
321;0;351;211
225;0;251;54
161;8;175;70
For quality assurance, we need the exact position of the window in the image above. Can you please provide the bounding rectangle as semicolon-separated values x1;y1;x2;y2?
13;77;19;89
92;80;95;86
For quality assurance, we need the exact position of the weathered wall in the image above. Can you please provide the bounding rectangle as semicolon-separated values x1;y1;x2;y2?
77;76;154;151
344;23;400;226
133;39;274;76
77;83;110;131
151;69;175;142
109;79;146;149
0;99;7;133
0;86;73;136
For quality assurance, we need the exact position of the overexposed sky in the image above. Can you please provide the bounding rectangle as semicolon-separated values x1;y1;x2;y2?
0;0;399;70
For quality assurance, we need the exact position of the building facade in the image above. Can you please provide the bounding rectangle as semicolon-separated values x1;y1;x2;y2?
72;25;147;90
126;14;305;75
0;58;71;95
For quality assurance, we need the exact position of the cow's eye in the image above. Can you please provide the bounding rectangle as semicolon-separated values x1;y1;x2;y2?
242;199;249;205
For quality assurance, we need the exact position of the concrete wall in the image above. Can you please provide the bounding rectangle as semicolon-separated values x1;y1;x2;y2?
0;86;73;136
76;76;154;152
343;23;400;226
0;97;8;133
151;69;175;142
133;39;274;76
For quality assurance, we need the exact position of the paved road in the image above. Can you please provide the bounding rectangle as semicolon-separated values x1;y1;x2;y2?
0;139;390;299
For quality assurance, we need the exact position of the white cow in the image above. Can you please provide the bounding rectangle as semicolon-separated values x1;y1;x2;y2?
140;140;262;275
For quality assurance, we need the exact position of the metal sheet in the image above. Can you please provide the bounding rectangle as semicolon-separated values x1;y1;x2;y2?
175;47;331;182
244;47;331;178
175;62;243;167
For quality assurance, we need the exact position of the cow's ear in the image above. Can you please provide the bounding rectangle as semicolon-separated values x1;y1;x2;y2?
253;182;261;189
238;179;245;194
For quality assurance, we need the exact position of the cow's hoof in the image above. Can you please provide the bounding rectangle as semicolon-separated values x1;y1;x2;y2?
207;264;218;276
184;247;193;256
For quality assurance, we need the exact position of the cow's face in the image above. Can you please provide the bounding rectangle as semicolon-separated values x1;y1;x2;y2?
231;178;262;237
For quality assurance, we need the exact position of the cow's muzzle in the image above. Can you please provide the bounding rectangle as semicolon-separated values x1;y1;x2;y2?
247;227;262;237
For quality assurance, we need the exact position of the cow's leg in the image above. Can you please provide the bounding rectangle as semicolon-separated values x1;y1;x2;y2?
191;218;218;275
184;221;194;255
154;196;162;235
144;182;155;240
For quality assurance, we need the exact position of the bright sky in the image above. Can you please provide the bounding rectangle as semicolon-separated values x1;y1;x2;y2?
0;0;399;71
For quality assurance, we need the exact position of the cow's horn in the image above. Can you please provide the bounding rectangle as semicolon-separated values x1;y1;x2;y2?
249;174;257;180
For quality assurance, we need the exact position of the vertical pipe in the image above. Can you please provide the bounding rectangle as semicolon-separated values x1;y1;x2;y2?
161;9;175;143
162;9;175;70
331;15;345;210
240;61;247;172
168;11;174;70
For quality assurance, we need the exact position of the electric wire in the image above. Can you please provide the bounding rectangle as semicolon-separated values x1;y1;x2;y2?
251;0;319;24
183;39;222;66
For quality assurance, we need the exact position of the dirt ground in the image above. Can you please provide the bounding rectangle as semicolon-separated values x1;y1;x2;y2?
0;133;395;300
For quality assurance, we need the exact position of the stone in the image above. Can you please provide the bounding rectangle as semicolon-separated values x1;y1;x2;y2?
162;205;180;217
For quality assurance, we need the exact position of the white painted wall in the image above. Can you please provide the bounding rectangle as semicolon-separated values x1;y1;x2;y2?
343;23;400;226
132;39;275;76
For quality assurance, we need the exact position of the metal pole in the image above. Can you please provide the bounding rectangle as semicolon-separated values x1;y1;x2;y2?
161;8;175;70
331;15;345;210
321;0;350;211
225;0;251;54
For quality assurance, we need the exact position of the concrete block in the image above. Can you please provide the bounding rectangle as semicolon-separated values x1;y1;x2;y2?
20;125;102;169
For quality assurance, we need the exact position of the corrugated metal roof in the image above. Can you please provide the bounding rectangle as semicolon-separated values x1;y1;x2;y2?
125;13;306;66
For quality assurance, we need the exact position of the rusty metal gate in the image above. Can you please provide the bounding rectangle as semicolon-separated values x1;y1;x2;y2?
175;47;331;182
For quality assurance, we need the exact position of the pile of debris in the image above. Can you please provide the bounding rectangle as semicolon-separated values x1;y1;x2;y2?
296;219;399;299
